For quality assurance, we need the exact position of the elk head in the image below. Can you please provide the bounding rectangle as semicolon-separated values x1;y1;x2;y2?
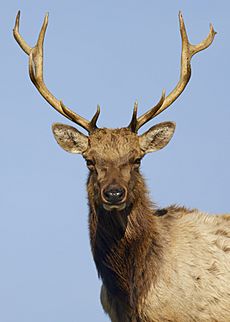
13;11;216;211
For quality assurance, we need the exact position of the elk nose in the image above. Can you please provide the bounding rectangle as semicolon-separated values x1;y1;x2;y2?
103;186;126;204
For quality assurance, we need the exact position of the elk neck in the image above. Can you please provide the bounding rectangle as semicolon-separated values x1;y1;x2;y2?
87;171;167;308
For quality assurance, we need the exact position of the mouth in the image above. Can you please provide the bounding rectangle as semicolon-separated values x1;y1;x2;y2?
103;203;127;211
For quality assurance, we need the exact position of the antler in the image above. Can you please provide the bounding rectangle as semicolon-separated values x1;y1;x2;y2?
129;12;216;133
128;90;166;132
13;11;100;133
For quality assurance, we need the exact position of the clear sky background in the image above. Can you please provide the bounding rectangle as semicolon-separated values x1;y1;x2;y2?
1;1;230;321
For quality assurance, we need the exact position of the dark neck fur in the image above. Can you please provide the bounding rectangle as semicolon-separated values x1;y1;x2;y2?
87;174;165;309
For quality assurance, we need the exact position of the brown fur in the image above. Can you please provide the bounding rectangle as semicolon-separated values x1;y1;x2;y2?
52;126;230;321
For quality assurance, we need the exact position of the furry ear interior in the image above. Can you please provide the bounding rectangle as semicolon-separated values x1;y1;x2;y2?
139;122;176;154
52;123;88;154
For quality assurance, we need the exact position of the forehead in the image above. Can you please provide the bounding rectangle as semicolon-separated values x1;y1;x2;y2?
86;128;140;161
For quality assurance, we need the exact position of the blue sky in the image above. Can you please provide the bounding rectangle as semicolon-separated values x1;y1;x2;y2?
1;1;230;321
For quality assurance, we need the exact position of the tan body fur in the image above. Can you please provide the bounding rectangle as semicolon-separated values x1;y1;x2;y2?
100;207;230;321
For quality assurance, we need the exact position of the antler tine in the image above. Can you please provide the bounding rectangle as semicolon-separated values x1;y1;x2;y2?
61;102;101;133
151;12;216;118
13;11;31;54
128;101;138;132
13;11;99;133
128;90;165;132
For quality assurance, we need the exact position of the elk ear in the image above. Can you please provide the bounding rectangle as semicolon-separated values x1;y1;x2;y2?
139;122;176;154
52;123;88;154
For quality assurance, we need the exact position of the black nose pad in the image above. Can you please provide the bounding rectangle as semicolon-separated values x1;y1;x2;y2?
103;187;125;204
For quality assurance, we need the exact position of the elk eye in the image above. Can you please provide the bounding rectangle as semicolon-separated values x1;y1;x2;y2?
134;158;141;166
86;159;95;169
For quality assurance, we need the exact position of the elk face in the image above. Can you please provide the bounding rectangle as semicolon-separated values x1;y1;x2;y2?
52;123;175;211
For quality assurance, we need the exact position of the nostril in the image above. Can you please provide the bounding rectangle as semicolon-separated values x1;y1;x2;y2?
103;187;125;204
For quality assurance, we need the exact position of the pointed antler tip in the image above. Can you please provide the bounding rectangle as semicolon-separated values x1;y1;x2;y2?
89;105;101;132
95;104;101;114
134;102;138;113
178;11;186;31
210;23;217;35
44;12;49;24
14;10;21;29
95;104;101;116
179;11;183;20
127;100;139;132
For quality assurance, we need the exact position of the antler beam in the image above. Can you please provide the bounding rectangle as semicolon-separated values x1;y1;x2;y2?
129;12;216;132
13;11;99;133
